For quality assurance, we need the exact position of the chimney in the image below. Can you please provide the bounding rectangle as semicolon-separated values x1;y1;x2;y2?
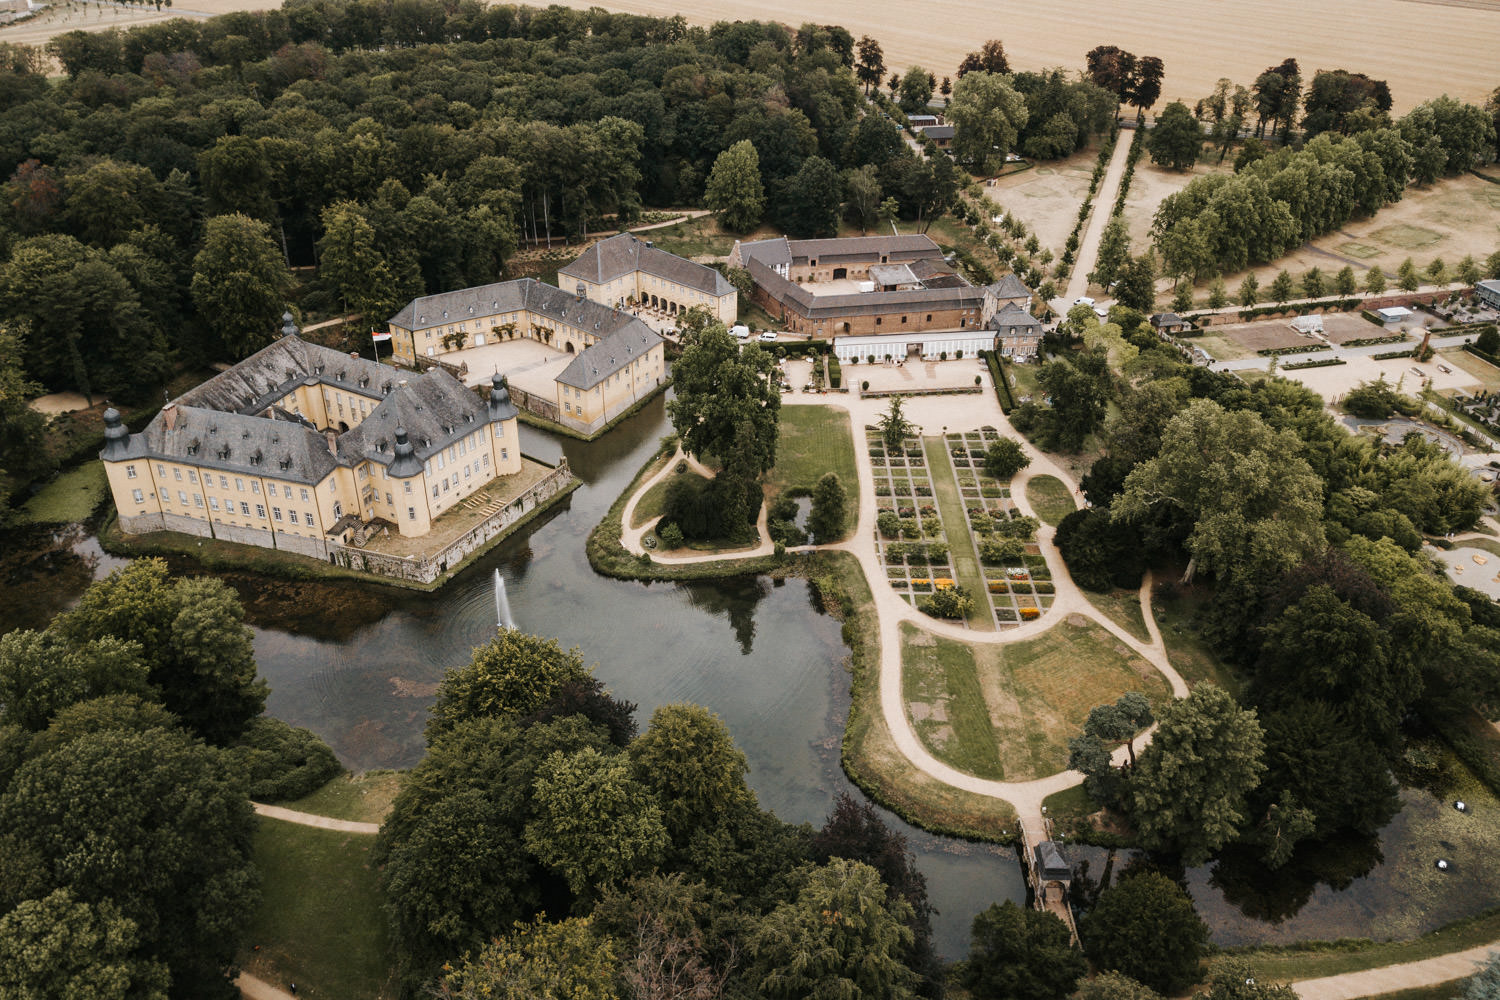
162;403;178;430
325;429;337;454
576;282;586;302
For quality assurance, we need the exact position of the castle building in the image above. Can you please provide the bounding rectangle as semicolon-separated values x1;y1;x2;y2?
100;317;522;557
558;232;737;324
385;277;665;435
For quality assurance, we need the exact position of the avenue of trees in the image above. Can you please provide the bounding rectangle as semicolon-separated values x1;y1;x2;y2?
1052;305;1498;890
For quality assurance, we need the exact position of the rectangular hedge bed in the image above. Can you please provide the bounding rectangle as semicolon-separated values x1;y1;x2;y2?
868;430;954;606
944;431;1056;628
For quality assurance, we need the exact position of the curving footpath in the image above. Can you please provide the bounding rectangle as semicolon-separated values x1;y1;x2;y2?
615;384;1187;851
1291;945;1497;1000
252;801;381;835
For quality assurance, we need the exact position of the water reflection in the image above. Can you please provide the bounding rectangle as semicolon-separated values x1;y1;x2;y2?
1207;837;1383;926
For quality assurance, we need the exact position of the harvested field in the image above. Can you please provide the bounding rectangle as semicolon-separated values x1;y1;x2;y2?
540;0;1496;115
8;0;1500;118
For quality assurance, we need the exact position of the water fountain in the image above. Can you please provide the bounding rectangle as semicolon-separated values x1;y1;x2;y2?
493;569;514;631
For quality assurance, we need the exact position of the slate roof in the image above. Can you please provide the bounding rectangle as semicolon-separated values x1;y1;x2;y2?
985;273;1033;301
786;234;942;265
919;125;955;140
105;334;502;482
1149;312;1185;327
993;302;1043;332
559;233;733;297
558;323;664;391
746;257;984;320
735;237;793;270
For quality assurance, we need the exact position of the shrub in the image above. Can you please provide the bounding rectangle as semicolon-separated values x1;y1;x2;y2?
980;537;1027;564
658;522;686;549
920;584;974;620
927;542;950;561
982;438;1031;481
877;511;902;539
994;514;1039;540
230;717;342;802
862;380;870;391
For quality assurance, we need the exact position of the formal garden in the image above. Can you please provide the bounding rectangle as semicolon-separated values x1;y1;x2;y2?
869;429;960;613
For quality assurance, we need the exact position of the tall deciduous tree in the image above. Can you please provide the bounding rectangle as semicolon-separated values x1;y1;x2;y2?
855;36;885;95
777;155;843;238
435;916;620;1000
844;165;883;234
1129;683;1265;864
667;325;781;477
317;201;401;322
630;703;755;846
705;140;766;233
0;888;170;1000
898;65;934;113
425;630;593;743
962;900;1086;1000
1091;218;1131;290
947;71;1030;174
0;728;259;999
190;213;293;359
59;560;266;746
1114;399;1326;584
1147;101;1201;170
524;746;669;897
1081;871;1208;994
750;859;918;1000
957;39;1010;77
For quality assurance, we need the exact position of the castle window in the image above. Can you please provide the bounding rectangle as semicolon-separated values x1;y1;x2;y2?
173;468;182;481
385;492;393;506
483;454;490;468
178;491;188;505
157;464;165;477
273;507;282;521
132;489;144;503
300;488;309;502
126;465;137;479
404;481;413;494
193;494;203;508
188;471;197;484
251;482;260;494
210;497;219;511
240;502;251;516
255;504;266;519
289;511;298;524
304;510;313;524
408;507;416;521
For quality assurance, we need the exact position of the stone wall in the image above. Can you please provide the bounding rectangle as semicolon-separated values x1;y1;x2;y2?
328;461;576;585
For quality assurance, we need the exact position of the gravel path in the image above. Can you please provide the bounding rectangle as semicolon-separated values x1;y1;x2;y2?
252;802;380;835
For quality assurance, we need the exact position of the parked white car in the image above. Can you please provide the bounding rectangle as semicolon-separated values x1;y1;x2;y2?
730;324;751;340
759;331;778;342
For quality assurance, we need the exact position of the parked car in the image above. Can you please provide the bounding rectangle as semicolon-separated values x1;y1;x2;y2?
759;331;778;342
1411;367;1426;377
1437;364;1453;374
731;324;751;340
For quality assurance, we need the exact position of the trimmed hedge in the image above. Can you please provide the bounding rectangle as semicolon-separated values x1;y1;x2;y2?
1372;349;1418;360
1258;344;1331;357
1343;333;1408;348
981;350;1016;413
1282;357;1347;370
1464;343;1500;367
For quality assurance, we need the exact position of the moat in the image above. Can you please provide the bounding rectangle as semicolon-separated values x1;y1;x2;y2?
4;394;1497;957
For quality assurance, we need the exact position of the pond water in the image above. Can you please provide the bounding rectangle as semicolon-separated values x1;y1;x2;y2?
4;396;1496;957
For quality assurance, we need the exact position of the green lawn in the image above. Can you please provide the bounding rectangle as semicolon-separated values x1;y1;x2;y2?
239;817;396;998
1152;582;1243;696
825;551;1020;841
1451;536;1500;559
633;464;705;529
766;405;859;537
1025;474;1076;526
922;439;992;628
901;618;1171;781
1085;586;1151;643
283;771;403;825
1215;905;1500;983
17;463;108;525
